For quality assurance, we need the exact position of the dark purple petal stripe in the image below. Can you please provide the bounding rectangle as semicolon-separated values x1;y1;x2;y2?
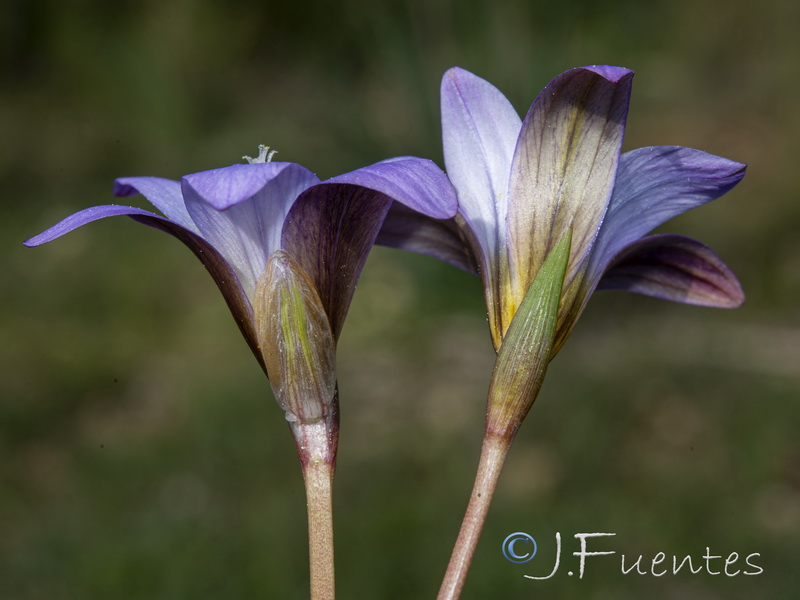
597;234;745;308
324;158;457;220
507;66;633;323
588;146;746;280
284;157;457;339
376;203;479;274
282;183;393;340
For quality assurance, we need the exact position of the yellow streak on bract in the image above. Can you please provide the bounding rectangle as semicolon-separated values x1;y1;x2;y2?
487;229;572;438
255;251;336;423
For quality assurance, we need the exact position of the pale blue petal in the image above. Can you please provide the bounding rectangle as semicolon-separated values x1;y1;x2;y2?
441;67;522;269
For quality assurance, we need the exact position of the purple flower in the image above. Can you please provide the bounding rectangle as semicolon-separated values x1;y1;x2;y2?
403;66;747;599
379;66;745;356
25;148;457;426
26;145;457;598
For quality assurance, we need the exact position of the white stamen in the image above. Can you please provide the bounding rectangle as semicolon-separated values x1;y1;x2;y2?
243;144;278;164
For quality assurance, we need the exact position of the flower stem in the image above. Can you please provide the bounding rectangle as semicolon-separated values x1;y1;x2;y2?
302;457;335;600
436;432;512;600
291;395;339;600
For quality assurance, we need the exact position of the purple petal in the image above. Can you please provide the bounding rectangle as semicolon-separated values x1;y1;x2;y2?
282;183;393;340
376;203;478;274
583;65;633;82
113;176;197;232
597;234;744;308
506;66;634;309
282;158;457;339
181;162;319;298
587;146;746;282
24;205;167;246
440;67;522;271
282;183;392;339
182;162;318;210
324;157;457;219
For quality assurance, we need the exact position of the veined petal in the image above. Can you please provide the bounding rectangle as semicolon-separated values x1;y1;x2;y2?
554;146;747;347
587;146;746;284
281;184;392;341
441;67;522;271
182;162;320;299
597;233;744;308
282;158;455;339
506;66;633;325
375;203;478;274
113;176;198;233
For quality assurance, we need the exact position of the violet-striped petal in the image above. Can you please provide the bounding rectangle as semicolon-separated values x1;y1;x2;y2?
441;67;522;277
506;66;633;317
283;158;456;339
282;184;392;341
181;162;320;298
587;146;746;284
113;177;198;233
556;146;746;347
597;234;744;307
376;203;478;274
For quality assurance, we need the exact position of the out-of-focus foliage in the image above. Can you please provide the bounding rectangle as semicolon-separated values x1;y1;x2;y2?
2;0;799;598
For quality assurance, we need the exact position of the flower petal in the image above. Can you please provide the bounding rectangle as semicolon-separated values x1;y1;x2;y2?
182;162;318;211
597;234;744;307
375;203;478;274
281;186;391;341
441;67;522;273
113;176;198;233
283;158;455;340
324;157;457;219
181;162;320;298
23;204;168;246
506;66;633;315
587;146;746;283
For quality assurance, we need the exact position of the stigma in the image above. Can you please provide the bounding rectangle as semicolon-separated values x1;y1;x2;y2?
243;144;278;164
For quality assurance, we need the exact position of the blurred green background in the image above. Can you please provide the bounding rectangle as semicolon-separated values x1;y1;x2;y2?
2;0;799;598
